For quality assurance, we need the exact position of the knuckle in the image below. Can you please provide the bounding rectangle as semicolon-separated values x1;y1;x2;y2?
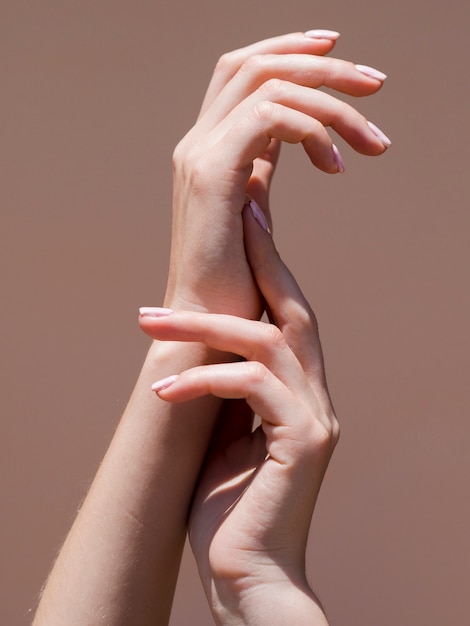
258;77;285;100
186;158;212;192
172;137;194;171
318;410;340;449
290;302;319;335
214;51;235;74
239;53;269;76
246;361;269;386
252;100;277;124
323;57;344;81
283;302;320;346
300;405;340;454
172;140;184;167
326;102;342;128
172;141;212;192
314;423;332;449
307;420;336;452
263;323;288;349
330;415;341;446
329;100;359;129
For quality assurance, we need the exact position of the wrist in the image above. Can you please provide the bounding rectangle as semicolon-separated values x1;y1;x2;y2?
209;574;329;626
145;336;237;376
164;285;262;319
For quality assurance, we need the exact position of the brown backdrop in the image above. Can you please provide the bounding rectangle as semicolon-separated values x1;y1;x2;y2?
1;1;469;624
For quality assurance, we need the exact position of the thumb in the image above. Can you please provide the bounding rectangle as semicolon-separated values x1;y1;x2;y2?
242;200;326;383
242;198;310;327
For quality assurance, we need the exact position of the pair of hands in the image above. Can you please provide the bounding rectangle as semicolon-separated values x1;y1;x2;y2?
141;30;388;623
141;203;338;622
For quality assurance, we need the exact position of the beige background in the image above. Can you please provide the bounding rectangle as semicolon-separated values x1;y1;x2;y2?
1;1;468;624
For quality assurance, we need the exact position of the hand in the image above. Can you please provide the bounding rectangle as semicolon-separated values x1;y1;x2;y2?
143;205;339;624
165;31;389;319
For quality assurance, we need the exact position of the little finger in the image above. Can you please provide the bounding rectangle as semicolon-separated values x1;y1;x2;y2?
209;82;388;161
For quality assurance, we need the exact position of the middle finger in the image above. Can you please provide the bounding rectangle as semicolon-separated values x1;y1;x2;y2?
197;54;385;133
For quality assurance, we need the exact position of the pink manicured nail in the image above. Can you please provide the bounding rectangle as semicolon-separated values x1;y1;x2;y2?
139;307;174;317
304;29;340;40
355;64;387;82
249;199;269;231
151;374;179;392
332;144;345;174
367;121;392;147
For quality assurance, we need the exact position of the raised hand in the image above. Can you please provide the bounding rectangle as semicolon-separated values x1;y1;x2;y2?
165;31;389;319
33;32;388;626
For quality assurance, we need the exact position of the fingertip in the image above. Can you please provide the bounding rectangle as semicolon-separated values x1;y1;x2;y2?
367;121;392;148
151;374;179;393
139;307;174;318
355;64;387;82
332;144;346;174
248;198;270;232
304;29;341;41
242;199;278;279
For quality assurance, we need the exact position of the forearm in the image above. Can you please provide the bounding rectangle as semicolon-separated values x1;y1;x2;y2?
34;339;226;626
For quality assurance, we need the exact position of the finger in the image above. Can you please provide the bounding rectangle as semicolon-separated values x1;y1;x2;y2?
198;54;386;132
199;31;340;117
242;203;329;393
211;101;347;176
140;306;334;434
151;360;329;465
246;139;281;224
243;203;338;435
140;308;305;388
209;81;388;164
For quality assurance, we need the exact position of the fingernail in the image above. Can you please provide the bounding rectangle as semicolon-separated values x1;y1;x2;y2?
332;144;345;174
249;199;269;232
304;29;340;40
139;307;174;317
355;64;387;82
151;374;179;392
367;121;392;147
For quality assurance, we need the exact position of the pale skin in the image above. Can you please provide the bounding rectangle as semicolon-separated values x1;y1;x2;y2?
145;204;339;624
33;30;389;625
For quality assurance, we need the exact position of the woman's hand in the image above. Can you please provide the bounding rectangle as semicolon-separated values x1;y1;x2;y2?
142;205;339;624
165;31;389;319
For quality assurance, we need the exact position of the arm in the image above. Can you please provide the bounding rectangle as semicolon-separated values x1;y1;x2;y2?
142;203;339;624
33;31;388;625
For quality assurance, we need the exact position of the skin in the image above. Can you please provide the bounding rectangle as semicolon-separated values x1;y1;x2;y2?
167;31;387;318
146;205;338;624
33;31;388;625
